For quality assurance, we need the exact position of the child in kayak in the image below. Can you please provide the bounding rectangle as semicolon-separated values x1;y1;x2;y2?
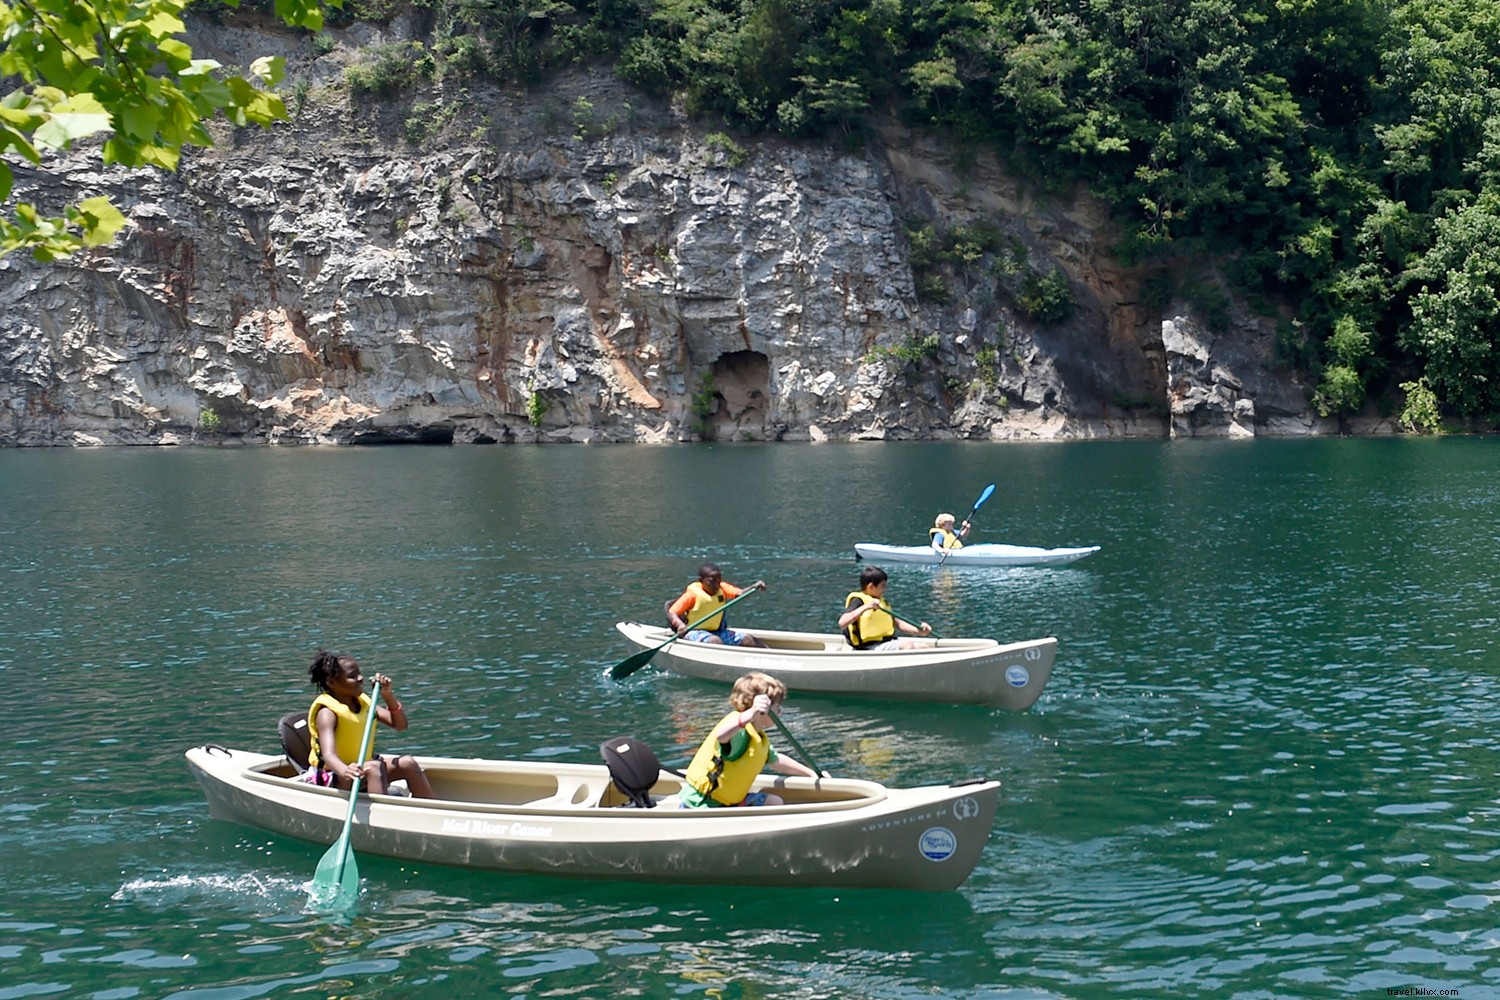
680;672;820;808
929;512;971;550
665;562;768;647
838;565;934;650
305;650;434;798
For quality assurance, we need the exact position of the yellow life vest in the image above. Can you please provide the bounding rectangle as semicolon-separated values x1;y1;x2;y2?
685;713;770;805
929;527;963;549
843;590;896;647
679;581;730;631
307;691;376;770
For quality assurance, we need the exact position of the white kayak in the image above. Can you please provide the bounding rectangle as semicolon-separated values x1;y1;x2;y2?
854;542;1100;567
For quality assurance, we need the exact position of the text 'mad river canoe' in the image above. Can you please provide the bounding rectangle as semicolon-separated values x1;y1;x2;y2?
185;746;1000;892
614;622;1056;710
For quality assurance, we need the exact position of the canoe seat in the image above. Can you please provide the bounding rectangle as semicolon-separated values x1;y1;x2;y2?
276;709;408;795
278;711;312;773
531;777;608;809
600;736;685;808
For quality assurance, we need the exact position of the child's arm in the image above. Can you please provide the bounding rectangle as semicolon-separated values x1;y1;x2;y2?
373;673;409;731
837;595;878;629
666;592;695;633
769;755;820;779
712;694;771;741
313;707;360;781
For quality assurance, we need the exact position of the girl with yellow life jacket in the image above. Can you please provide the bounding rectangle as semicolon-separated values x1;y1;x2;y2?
838;566;935;650
305;649;435;798
680;672;822;808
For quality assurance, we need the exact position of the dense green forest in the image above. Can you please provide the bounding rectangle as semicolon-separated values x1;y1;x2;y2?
223;0;1498;428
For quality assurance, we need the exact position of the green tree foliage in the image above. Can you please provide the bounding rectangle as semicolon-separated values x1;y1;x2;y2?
1402;194;1500;414
1017;268;1074;324
432;0;580;85
1314;314;1375;416
345;42;434;96
1399;376;1442;432
1;0;337;259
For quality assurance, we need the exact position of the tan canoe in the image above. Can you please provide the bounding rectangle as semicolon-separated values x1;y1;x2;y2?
185;745;1000;892
615;622;1057;710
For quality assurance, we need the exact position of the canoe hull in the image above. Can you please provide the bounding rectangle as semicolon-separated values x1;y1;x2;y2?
854;542;1100;567
616;622;1056;710
185;747;999;892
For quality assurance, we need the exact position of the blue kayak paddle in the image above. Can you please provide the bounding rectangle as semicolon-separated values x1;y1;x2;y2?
939;483;995;565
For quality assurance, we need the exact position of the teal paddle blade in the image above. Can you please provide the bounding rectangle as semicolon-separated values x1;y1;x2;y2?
608;645;660;680
609;587;764;680
304;681;380;915
307;838;360;913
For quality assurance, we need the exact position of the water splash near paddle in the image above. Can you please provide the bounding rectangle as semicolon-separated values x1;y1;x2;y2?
113;872;308;911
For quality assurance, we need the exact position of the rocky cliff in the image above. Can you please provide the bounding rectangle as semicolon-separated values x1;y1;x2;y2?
0;16;1351;446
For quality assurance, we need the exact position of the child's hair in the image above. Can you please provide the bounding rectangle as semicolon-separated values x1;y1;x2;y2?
697;562;723;580
729;672;787;711
309;649;356;692
859;565;889;588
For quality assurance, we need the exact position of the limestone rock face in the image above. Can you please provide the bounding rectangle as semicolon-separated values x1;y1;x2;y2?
1162;306;1324;438
0;35;1327;446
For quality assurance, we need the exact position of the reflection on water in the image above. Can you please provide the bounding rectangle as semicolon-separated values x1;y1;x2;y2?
5;439;1500;996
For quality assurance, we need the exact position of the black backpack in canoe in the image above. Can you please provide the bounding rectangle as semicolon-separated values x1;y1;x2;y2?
600;736;682;808
278;710;312;773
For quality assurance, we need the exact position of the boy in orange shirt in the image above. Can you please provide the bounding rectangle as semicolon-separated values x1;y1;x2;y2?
665;562;768;647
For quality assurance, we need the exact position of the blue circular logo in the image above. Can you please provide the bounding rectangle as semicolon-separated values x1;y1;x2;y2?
919;826;957;861
1005;665;1030;687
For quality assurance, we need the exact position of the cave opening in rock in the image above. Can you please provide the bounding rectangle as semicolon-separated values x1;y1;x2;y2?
699;350;769;441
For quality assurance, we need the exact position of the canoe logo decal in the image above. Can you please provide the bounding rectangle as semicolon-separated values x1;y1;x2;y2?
1024;646;1043;661
1005;665;1031;687
441;817;555;839
919;826;957;862
952;796;981;821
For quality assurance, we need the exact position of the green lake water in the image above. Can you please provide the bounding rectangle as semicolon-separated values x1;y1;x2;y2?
2;438;1499;998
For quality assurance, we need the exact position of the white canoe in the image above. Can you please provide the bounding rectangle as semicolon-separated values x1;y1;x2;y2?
854;542;1101;567
184;745;999;892
615;622;1056;710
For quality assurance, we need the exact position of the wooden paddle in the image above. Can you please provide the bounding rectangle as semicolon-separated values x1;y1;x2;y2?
938;483;995;565
306;684;381;913
769;710;828;779
609;586;762;680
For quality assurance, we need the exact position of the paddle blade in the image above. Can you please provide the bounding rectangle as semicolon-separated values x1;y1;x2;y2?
609;646;659;680
973;484;996;511
307;839;360;913
610;588;760;680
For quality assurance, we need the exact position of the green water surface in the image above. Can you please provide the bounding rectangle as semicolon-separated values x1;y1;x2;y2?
2;438;1498;998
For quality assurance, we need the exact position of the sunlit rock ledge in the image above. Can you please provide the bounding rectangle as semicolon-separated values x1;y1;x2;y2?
1;35;1346;446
